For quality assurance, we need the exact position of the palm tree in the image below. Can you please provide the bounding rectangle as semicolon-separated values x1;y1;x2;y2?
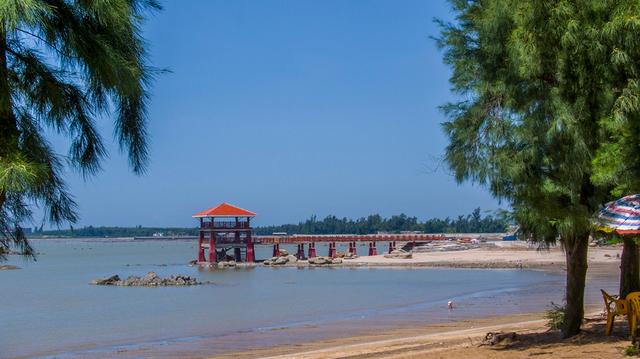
0;0;161;259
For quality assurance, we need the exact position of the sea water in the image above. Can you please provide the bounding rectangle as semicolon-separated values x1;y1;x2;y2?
0;239;611;358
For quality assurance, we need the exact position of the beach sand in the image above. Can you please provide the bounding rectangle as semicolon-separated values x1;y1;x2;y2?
343;242;622;269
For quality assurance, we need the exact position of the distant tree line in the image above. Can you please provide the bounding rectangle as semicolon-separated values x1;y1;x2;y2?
32;225;198;238
30;208;507;238
254;208;507;235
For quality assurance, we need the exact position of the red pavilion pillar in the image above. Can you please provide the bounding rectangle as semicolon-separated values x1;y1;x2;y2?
208;232;216;263
273;243;280;257
246;234;255;263
308;242;317;258
198;231;206;262
388;241;397;253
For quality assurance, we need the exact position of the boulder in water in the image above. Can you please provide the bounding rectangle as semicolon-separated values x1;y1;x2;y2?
91;272;203;286
274;256;289;265
309;256;332;265
91;274;121;285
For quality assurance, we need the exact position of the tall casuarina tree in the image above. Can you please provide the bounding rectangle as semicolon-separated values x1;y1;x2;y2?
0;1;161;259
434;0;640;337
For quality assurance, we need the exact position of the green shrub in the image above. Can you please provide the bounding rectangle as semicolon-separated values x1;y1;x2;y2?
544;302;565;330
624;344;639;356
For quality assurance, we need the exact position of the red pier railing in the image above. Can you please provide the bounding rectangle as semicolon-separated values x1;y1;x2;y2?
255;233;447;244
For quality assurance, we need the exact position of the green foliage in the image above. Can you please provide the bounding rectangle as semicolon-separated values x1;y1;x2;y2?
591;2;640;197
544;302;566;331
436;0;616;246
625;344;639;357
0;1;161;259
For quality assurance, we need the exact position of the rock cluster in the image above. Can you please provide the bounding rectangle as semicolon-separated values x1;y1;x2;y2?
263;254;298;266
215;260;257;269
308;256;343;265
341;252;358;259
90;272;203;286
411;241;482;253
383;249;413;259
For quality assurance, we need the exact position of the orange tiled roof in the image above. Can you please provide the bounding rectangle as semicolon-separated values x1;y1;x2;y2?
192;203;256;218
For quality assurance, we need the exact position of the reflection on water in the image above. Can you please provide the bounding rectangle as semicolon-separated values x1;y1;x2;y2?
0;239;609;358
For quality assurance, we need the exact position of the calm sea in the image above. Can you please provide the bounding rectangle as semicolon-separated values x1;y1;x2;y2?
0;239;611;358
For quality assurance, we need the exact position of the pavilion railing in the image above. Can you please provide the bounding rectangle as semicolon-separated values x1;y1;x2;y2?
200;221;251;230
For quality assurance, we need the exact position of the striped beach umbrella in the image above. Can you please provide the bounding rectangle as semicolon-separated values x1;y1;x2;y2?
595;194;640;235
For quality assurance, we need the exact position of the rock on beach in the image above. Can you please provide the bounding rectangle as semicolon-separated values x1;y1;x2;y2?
0;265;21;270
383;249;413;259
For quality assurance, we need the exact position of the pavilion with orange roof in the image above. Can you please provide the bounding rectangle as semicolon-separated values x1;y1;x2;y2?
193;203;256;263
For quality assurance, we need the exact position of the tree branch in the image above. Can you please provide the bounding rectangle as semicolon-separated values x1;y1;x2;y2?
15;28;78;60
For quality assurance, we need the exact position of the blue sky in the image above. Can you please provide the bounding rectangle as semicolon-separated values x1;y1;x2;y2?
47;0;499;228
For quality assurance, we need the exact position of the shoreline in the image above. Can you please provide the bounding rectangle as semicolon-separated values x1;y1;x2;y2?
215;307;621;359
246;244;622;271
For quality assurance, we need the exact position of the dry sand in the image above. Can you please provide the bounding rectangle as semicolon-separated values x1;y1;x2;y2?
344;242;622;270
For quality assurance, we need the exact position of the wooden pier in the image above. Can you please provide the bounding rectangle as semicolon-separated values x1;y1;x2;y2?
255;233;446;258
193;203;449;264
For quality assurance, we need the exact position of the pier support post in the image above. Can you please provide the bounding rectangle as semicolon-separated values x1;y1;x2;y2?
350;241;357;256
198;232;206;262
234;247;242;262
273;243;280;257
368;242;377;256
308;242;317;258
246;241;255;263
208;232;216;263
296;243;306;259
328;242;337;258
388;241;396;253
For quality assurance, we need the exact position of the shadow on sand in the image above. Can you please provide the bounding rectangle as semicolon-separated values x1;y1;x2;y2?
488;318;630;355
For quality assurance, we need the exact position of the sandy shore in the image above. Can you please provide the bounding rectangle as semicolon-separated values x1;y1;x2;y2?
335;242;622;270
216;309;629;359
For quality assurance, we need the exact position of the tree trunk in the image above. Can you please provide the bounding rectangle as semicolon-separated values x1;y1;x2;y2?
620;237;640;298
562;233;589;338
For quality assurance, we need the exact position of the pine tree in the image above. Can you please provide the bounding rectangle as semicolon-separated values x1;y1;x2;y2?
590;2;640;299
435;0;637;337
0;1;161;259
